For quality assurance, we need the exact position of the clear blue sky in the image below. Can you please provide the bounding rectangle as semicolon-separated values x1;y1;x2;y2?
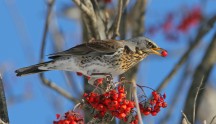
0;0;216;124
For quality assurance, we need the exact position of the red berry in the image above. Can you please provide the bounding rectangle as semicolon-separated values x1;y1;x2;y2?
104;0;112;3
154;106;161;112
111;100;119;107
151;111;158;116
143;111;150;115
112;93;119;100
117;97;123;103
125;107;131;114
97;104;105;111
157;102;163;107
83;93;88;97
56;114;61;119
96;78;103;85
86;76;91;80
104;99;111;105
162;102;167;108
159;96;165;102
153;94;160;100
118;113;126;119
120;104;127;110
161;50;168;57
146;107;152;111
119;93;126;98
128;101;135;108
122;100;129;105
118;85;125;93
152;91;157;96
76;72;83;76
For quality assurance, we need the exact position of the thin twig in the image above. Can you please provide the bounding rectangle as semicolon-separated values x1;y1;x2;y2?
181;111;191;124
39;0;79;103
40;0;54;59
160;60;191;124
111;0;123;39
193;76;204;124
132;81;143;124
156;15;216;92
183;26;216;122
39;75;79;103
210;115;216;124
72;0;92;17
0;74;9;123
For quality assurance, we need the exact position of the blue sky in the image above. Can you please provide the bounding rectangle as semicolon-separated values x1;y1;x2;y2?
1;0;216;124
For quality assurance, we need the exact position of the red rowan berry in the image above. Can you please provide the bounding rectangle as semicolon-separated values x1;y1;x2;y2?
76;72;83;76
161;50;168;57
151;111;158;116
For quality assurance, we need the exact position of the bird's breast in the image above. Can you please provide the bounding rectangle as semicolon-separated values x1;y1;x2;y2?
120;50;147;71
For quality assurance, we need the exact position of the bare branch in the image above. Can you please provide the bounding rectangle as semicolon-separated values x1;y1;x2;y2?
160;62;191;124
210;115;216;124
132;81;143;124
0;74;9;123
39;74;79;103
181;111;191;124
39;0;79;103
40;0;55;59
193;76;204;124
72;0;92;17
130;0;146;36
156;15;216;92
183;27;216;122
111;0;123;39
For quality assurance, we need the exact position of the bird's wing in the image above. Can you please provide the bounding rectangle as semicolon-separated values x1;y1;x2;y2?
48;39;124;59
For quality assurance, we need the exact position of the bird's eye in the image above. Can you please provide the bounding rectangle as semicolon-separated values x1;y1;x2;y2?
146;41;157;49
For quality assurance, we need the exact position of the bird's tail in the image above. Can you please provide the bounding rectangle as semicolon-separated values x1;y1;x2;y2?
15;61;52;76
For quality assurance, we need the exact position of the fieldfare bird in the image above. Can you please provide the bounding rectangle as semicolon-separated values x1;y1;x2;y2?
15;37;167;84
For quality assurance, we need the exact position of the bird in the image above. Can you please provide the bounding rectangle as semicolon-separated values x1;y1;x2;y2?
15;37;167;84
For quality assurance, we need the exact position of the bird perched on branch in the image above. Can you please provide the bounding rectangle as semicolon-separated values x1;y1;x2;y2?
15;37;167;84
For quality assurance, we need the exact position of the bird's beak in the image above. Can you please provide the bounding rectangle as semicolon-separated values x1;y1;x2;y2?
150;48;165;56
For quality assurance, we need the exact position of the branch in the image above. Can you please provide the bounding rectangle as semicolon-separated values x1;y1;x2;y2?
156;15;216;92
72;0;92;17
110;0;123;39
39;74;79;103
130;0;146;36
181;111;191;124
193;76;204;124
39;0;79;103
160;61;191;123
210;115;216;124
0;74;9;123
183;28;216;122
132;81;143;124
40;0;54;59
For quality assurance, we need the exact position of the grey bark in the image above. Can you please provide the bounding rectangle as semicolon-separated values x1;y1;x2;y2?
0;74;9;123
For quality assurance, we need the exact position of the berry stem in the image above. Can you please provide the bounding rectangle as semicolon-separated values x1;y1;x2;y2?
132;81;144;124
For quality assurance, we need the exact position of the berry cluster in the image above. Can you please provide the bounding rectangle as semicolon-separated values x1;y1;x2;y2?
53;111;84;124
139;91;167;116
178;6;201;32
83;85;136;122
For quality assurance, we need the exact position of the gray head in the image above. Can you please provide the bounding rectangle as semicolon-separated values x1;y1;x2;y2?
125;36;164;56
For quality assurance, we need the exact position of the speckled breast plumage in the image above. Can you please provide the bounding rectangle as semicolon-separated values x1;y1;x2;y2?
73;48;148;76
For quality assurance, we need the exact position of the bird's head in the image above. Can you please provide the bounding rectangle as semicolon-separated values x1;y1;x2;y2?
125;37;166;57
